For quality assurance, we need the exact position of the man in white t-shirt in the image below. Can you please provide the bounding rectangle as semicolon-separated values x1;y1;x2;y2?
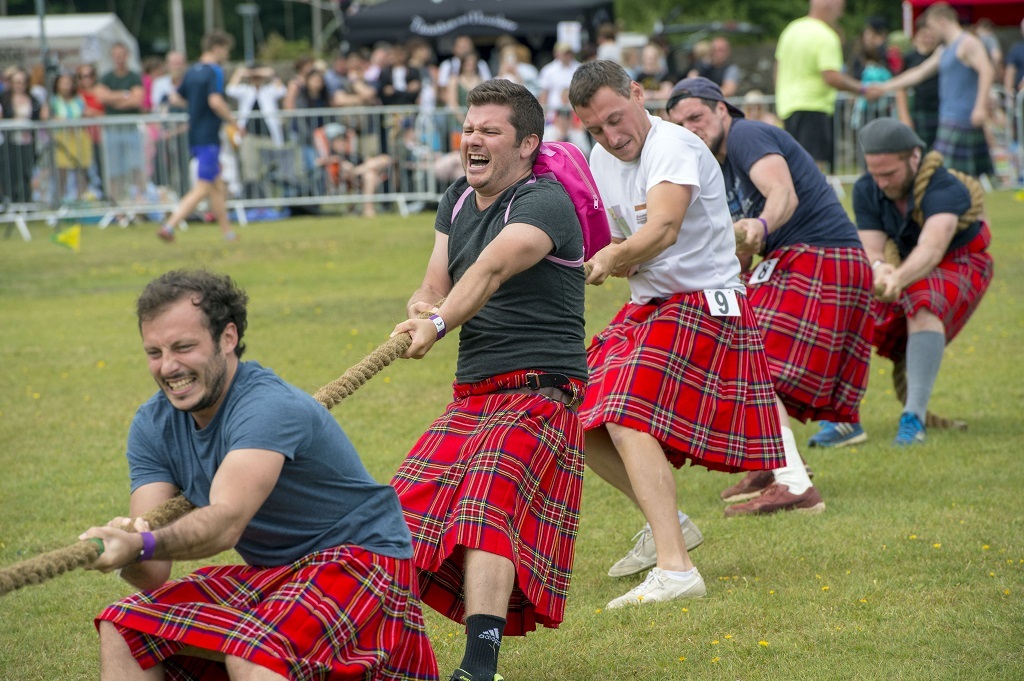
568;60;785;609
539;43;581;113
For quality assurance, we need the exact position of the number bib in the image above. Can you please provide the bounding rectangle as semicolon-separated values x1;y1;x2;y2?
748;258;780;285
703;288;740;317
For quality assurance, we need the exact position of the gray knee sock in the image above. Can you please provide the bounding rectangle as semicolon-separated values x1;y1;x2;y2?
904;331;945;422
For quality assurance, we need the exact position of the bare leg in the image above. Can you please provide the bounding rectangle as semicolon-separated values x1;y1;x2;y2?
225;655;288;680
206;177;235;239
606;423;692;572
98;620;163;680
584;425;640;505
163;180;212;228
463;548;515;618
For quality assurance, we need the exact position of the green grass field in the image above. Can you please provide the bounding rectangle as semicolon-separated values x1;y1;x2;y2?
1;192;1022;680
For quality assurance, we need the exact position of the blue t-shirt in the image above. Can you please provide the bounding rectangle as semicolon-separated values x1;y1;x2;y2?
852;166;981;260
723;118;863;251
1007;41;1024;90
127;361;412;566
177;62;225;147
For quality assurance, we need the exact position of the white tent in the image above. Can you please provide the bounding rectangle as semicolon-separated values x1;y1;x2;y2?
0;13;140;74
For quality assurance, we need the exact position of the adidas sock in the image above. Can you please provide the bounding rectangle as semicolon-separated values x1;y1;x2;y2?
459;614;506;681
662;567;697;580
904;331;945;422
771;426;812;495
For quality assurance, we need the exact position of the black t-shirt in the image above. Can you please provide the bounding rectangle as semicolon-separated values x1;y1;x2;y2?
436;176;588;383
902;49;940;114
852;166;980;259
723;118;863;250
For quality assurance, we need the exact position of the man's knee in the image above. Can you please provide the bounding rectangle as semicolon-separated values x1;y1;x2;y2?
907;307;945;334
224;654;288;680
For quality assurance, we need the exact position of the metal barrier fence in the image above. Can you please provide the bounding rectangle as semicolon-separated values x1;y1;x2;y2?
3;91;1022;241
1;105;467;240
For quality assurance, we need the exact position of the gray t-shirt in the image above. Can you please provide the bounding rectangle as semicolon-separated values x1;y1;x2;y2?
437;176;588;383
127;361;413;566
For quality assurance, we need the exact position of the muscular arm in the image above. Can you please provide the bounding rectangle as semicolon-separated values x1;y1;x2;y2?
586;181;693;284
892;213;958;290
734;154;799;256
80;449;284;589
395;221;554;358
406;230;453;316
960;36;994;126
880;48;942;92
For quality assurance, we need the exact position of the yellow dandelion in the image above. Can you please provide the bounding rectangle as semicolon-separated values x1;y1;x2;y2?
383;377;391;384
982;545;990;550
711;657;720;663
350;328;359;336
759;640;769;647
1004;589;1011;595
96;360;106;369
859;598;868;603
933;543;941;549
908;534;917;540
678;656;686;662
32;392;40;399
681;607;689;613
724;634;733;640
769;590;776;595
711;640;719;645
989;572;996;577
822;586;830;591
595;608;602;614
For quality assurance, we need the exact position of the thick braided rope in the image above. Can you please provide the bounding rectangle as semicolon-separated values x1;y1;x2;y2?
0;495;196;598
0;319;424;597
313;333;412;410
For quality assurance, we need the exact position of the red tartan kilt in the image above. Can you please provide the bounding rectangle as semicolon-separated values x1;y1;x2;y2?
579;291;784;472
873;224;994;361
391;370;586;636
95;546;438;681
745;244;874;423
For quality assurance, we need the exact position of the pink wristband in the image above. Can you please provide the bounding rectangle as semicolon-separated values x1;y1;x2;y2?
757;217;769;242
137;531;156;562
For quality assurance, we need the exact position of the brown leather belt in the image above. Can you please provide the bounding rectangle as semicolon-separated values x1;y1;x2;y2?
495;386;578;408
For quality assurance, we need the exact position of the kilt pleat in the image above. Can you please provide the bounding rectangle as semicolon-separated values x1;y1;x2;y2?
391;371;586;636
873;224;993;361
95;546;438;681
934;121;994;177
579;291;784;472
746;244;874;423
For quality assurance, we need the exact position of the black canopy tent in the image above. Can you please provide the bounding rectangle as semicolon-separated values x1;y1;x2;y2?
343;0;614;48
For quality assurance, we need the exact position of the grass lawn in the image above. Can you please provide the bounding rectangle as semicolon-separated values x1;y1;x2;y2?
1;191;1022;680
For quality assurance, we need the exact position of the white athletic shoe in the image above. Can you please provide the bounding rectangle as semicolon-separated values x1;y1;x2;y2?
606;567;707;609
607;515;704;578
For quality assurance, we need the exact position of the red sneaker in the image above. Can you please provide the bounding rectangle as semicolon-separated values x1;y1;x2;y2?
724;484;826;517
720;470;774;503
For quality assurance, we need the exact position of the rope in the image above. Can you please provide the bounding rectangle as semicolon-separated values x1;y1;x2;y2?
0;495;196;598
0;312;431;597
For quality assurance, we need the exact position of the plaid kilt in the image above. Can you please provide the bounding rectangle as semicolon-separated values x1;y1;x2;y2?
95;545;438;681
911;108;939;150
391;370;586;636
579;291;784;472
934;120;994;177
744;244;873;423
873;224;993;361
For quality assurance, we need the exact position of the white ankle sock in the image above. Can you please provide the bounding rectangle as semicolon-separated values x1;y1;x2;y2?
662;567;697;580
771;426;812;495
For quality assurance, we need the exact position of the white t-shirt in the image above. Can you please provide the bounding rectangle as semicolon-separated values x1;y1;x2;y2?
589;114;742;304
538;59;580;111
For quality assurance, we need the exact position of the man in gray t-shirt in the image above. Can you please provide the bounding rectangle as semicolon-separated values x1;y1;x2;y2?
391;79;587;681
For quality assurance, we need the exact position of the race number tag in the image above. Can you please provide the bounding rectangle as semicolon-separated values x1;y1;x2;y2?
748;258;780;285
703;288;740;317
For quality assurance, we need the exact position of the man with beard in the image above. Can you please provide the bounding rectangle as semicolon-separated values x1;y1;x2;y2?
390;79;587;681
79;269;438;680
851;118;993;445
567;61;784;607
664;77;873;515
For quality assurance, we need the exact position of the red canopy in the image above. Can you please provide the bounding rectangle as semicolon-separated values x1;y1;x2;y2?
903;0;1024;31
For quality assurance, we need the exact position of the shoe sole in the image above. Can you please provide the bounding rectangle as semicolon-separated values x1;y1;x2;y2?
808;432;868;448
721;489;766;504
725;501;827;518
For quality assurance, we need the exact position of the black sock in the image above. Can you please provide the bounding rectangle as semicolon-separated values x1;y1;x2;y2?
457;614;506;681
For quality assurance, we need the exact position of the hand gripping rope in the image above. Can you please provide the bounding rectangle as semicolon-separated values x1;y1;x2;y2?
0;309;438;598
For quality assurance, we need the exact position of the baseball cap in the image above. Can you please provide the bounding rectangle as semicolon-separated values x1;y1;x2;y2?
858;118;925;154
666;77;745;118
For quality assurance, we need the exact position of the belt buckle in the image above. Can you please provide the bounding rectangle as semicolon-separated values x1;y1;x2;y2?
525;372;541;390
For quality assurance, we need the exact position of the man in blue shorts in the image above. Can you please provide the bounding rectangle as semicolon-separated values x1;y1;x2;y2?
157;31;242;243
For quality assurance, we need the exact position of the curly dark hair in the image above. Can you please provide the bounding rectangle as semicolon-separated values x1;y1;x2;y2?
136;269;248;358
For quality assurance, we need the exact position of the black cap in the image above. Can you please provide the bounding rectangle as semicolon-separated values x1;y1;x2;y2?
858;118;925;155
666;77;745;118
